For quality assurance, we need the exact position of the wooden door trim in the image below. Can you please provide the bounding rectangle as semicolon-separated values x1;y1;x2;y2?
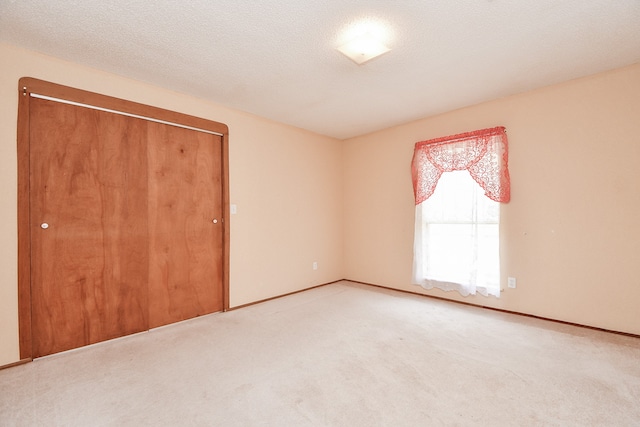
17;77;231;360
17;79;31;360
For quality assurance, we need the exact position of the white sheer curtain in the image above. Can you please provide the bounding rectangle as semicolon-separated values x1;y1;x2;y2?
412;170;501;297
411;126;509;298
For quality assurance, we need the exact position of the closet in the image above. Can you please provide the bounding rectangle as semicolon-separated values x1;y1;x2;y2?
18;78;229;359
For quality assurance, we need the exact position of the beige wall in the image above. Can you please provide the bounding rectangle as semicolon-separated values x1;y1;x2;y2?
0;43;344;366
344;63;640;335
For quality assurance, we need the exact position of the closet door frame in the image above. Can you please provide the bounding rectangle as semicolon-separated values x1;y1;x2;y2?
17;77;230;361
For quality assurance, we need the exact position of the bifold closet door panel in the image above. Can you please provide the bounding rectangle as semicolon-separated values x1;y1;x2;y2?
147;122;224;328
29;98;149;358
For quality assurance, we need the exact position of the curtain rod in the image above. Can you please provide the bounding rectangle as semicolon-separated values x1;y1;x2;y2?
415;126;506;148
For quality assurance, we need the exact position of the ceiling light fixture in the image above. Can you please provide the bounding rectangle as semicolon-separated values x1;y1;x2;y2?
337;18;392;65
337;33;390;65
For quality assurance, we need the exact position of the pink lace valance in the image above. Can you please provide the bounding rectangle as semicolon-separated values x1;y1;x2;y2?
411;126;510;205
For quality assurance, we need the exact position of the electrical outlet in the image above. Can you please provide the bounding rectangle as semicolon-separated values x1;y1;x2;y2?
508;277;517;289
313;262;318;270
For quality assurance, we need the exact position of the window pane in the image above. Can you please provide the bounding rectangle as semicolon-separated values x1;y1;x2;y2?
418;170;500;295
423;223;474;284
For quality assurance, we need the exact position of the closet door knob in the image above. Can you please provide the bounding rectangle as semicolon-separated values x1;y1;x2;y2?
212;219;218;224
41;223;49;229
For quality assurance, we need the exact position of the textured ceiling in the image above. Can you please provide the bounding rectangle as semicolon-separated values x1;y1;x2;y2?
1;1;640;139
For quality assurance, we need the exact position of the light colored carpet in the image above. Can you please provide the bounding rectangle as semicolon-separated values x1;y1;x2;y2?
1;281;639;426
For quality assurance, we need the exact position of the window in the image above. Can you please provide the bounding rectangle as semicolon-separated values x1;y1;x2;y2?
411;127;510;297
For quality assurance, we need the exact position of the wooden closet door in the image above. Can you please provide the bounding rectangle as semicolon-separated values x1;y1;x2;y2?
147;122;224;328
30;98;149;357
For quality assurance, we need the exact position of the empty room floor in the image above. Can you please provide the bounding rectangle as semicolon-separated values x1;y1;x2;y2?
1;281;639;426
